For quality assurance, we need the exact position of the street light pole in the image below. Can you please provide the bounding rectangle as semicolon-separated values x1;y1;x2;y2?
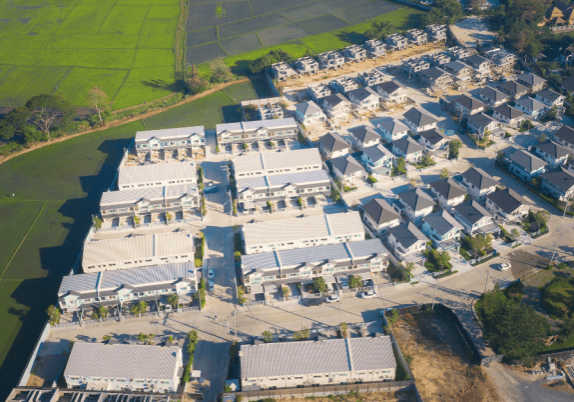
550;241;558;267
431;286;437;311
483;270;490;295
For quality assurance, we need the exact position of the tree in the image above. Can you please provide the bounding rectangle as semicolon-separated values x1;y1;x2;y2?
422;0;463;26
538;133;547;143
434;250;451;270
96;305;108;319
534;210;550;231
131;301;147;317
439;168;449;179
394;157;406;175
559;318;574;342
262;331;273;343
421;153;435;167
237;285;247;304
167;294;179;309
87;85;112;125
137;332;148;343
293;327;310;340
209;59;233;84
102;335;111;341
468;234;493;256
313;277;328;293
448;140;462;159
46;305;61;325
248;50;294;74
185;65;210;94
25;95;74;137
511;229;520;240
364;20;394;40
0;106;29;140
348;275;363;289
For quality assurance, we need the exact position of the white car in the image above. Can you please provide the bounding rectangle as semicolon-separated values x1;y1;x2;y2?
360;291;376;299
207;267;215;279
208;279;215;291
325;295;340;303
498;262;511;271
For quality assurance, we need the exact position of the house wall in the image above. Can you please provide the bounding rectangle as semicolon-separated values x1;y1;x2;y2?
485;199;529;221
363;214;402;236
243;232;366;254
404;205;433;224
83;253;194;273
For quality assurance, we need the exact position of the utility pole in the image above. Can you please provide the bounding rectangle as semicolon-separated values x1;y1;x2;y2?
339;295;343;323
483;270;490;295
563;200;570;219
431;287;437;311
550;241;558;267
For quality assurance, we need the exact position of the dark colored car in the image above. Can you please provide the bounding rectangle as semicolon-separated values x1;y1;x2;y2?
304;298;323;307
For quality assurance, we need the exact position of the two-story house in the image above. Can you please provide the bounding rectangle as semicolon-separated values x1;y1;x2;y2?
348;125;381;150
486;188;530;222
531;141;571;167
373;81;408;105
402;58;430;77
514;96;547;118
453;94;487;116
479;86;510;107
406;29;428;46
507;149;547;181
134;126;205;159
118;162;197;190
295;56;319;75
331;155;367;185
295;101;327;126
271;62;298;81
377;118;409;143
342;44;367;63
308;83;332;101
361;144;395;175
347;87;380;111
535;89;565;109
460;167;498;201
445;46;471;60
386;33;408;50
363;39;387;58
233;147;322;178
467;112;500;138
430;52;451;66
443;61;474;84
216;118;299;151
541;167;574;201
553;125;574;150
391;136;424;163
397;187;436;224
561;75;574;94
357;69;386;87
319;131;352;159
331;76;359;94
497;81;529;99
485;49;517;73
418;128;450;151
420;67;453;91
386;222;429;263
453;201;499;237
403;107;438;133
318;51;345;70
422;210;463;252
425;24;447;42
362;198;402;235
320;93;352;122
492;104;526;127
462;55;491;80
429;177;468;210
516;73;546;92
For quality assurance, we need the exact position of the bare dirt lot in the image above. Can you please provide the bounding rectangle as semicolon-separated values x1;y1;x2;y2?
392;312;500;402
274;388;417;402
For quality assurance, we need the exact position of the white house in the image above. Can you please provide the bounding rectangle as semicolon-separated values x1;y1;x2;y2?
466;112;500;138
387;222;429;263
429;177;468;210
514;97;547;118
397;187;436;224
134;126;205;159
531;141;571;167
331;155;367;185
478;86;509;107
373;81;408;105
403;107;438;133
485;188;530;222
417;128;450;151
535;89;565;109
453;201;499;237
541;168;574;201
377;118;409;143
233;148;322;178
553;125;574;150
391;136;424;163
362;198;402;235
348;125;381;150
347;87;380;111
295;101;326;126
319;132;352;159
118;162;197;190
460;167;498;202
360;144;395;175
492;104;526;127
421;210;463;252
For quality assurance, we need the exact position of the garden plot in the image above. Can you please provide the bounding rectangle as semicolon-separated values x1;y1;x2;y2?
257;24;308;47
218;13;290;39
248;0;314;16
185;1;253;31
186;42;228;65
278;0;365;21
219;33;262;56
295;14;349;36
186;27;218;47
333;0;399;25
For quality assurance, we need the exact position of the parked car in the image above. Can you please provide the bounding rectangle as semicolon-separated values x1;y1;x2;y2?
360;291;377;299
339;282;349;290
208;279;215;291
362;279;373;287
207;267;215;279
304;298;323;307
325;295;340;303
498;262;511;271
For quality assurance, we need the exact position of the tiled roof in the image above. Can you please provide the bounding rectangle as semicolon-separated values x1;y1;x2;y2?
398;188;436;211
498;81;528;96
561;76;574;92
463;54;489;68
533;141;572;159
420;67;449;80
348;126;380;143
517;73;546;87
418;128;449;145
454;95;486;111
118;162;196;187
320;132;350;153
388;222;428;248
461;167;498;190
321;93;350;107
135;126;204;141
536;89;562;103
514;96;545;111
509;150;546;172
403;107;438;127
100;184;198;206
454;200;492;224
444;60;469;73
493;104;525;120
233;148;322;174
240;336;396;378
295;101;323;116
363;198;400;225
467;112;496;129
479;86;508;102
392;136;423;155
331;155;365;176
64;343;180;380
424;210;462;236
375;81;401;95
486;188;528;215
553;125;574;144
348;87;378;101
430;177;467;200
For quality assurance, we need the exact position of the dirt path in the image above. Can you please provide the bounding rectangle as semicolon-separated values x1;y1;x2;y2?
0;78;249;166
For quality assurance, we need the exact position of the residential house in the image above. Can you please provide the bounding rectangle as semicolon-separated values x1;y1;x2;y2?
331;76;359;94
479;86;510;107
216;118;299;150
507;149;547;181
82;231;195;273
418;128;450;151
373;81;408;105
357;69;386;87
462;55;491;81
497;81;529;99
99;184;200;226
64;343;183;392
514;96;547;118
429;177;468;210
347;87;380;111
363;39;387;58
308;84;332;101
553;125;574;150
460;167;499;201
443;61;474;84
258;101;284;120
403;107;438;133
486;188;530;222
361;144;395;175
331;155;367;184
319;131;352;159
348;125;381;150
320;94;352;121
420;67;453;91
58;262;198;313
386;222;429;263
118;162;197;190
236;170;331;213
377;118;409;142
541;167;574;201
342;44;367;63
241;239;389;293
386;33;408;50
232;148;322;178
535;89;565;109
241;98;285;120
516;73;546;92
453;201;499;236
430;52;451;66
318;51;345;70
445;46;471;60
422;210;463;252
295;101;327;126
561;75;574;94
391;136;424;163
492;104;526;127
531;141;571;167
240;336;396;390
467;112;500;138
402;58;430;77
485;49;516;73
295;56;319;75
271;62;298;81
362;198;402;235
406;29;428;46
453;94;487;116
425;24;447;42
134;126;205;159
397;188;436;224
241;211;365;254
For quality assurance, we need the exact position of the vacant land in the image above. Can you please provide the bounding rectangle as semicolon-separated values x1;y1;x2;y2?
0;0;182;109
393;313;500;402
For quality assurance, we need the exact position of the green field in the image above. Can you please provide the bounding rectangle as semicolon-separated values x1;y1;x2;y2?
0;0;182;109
0;80;265;397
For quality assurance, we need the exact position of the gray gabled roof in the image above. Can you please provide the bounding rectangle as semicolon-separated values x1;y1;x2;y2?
463;54;489;68
444;60;470;73
517;73;546;87
295;100;323;116
480;86;508;102
454;200;492;225
331;155;365;175
321;93;350;108
388;222;428;248
461;167;498;190
348;87;378;101
467;112;496;129
429;177;467;200
541;168;574;192
514;96;545;111
486;188;528;215
553;125;574;145
348;126;380;143
403;107;438;127
494;104;525;120
418;128;449;145
561;75;574;92
509;150;546;172
319;132;350;153
362;144;394;163
536;89;562;103
421;67;449;81
424;210;462;236
377;118;409;136
392;136;423;155
375;81;401;95
398;188;436;211
363;198;400;225
454;94;486;112
533;141;572;159
498;81;528;96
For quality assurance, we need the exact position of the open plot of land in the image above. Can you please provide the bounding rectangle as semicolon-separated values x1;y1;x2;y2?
0;0;181;109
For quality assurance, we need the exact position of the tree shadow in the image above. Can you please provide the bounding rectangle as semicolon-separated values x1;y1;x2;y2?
221;104;242;123
141;79;187;93
336;31;368;45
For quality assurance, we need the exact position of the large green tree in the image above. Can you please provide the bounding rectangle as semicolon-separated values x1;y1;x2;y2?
422;0;463;26
365;21;394;40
